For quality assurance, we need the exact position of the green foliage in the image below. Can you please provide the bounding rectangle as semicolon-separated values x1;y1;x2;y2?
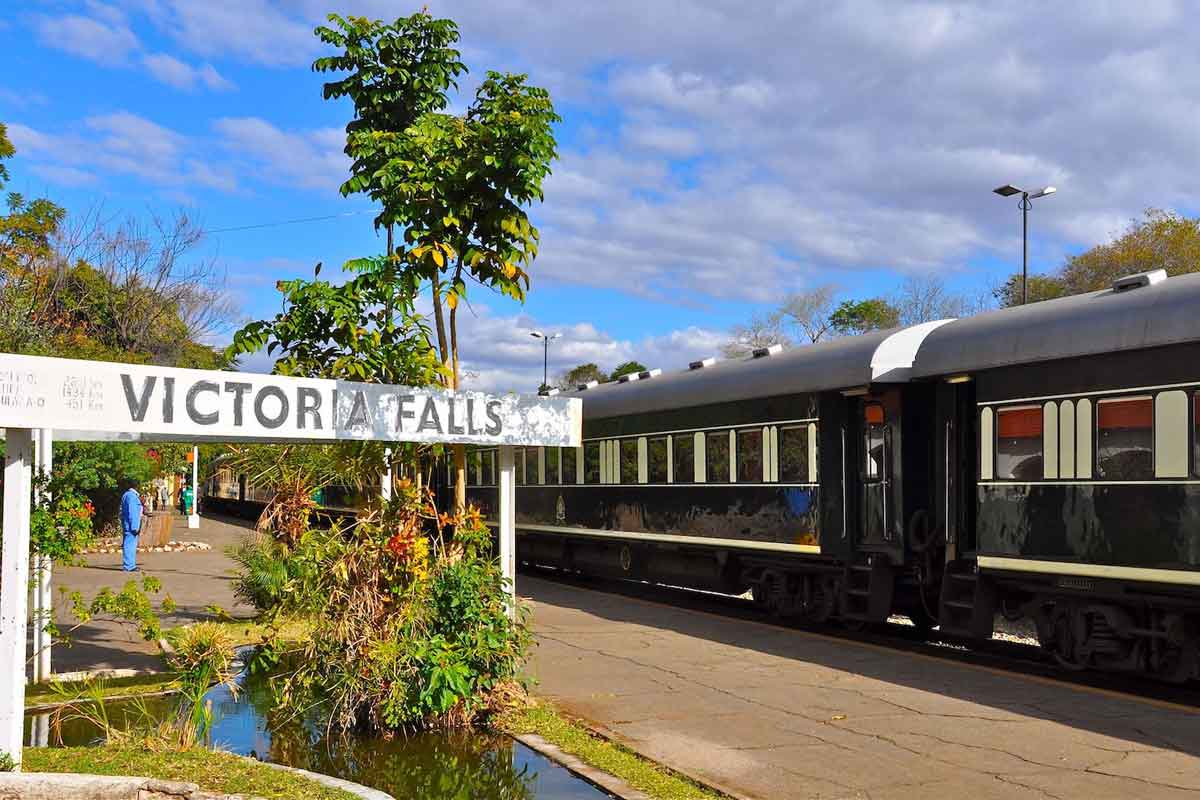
558;362;606;388
829;297;901;335
250;488;529;733
609;360;648;380
164;622;238;738
66;576;174;644
993;272;1070;307
52;441;155;529
228;536;300;612
313;11;559;388
0;750;13;772
227;258;440;386
29;469;95;561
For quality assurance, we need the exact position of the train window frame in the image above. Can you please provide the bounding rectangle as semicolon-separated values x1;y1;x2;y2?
705;429;731;484
1195;392;1200;478
561;446;578;485
620;438;638;484
584;442;601;484
1095;394;1155;481
994;404;1044;481
735;427;765;483
778;423;811;484
673;433;696;483
647;436;668;483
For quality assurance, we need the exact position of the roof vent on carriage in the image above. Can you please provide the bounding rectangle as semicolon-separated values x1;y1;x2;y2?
538;387;561;396
752;344;783;358
688;357;717;370
576;380;600;390
617;372;639;383
1112;268;1167;293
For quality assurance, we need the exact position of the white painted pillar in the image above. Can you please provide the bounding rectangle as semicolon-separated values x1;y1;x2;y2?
32;429;53;682
188;445;200;529
498;445;516;619
381;448;393;502
0;427;34;768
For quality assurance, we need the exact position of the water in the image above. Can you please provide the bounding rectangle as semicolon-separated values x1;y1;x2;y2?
25;675;612;800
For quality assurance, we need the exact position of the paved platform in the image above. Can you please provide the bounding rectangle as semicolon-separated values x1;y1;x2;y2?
31;514;254;677
522;575;1200;800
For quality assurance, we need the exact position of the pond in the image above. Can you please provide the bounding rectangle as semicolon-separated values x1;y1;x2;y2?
25;673;613;800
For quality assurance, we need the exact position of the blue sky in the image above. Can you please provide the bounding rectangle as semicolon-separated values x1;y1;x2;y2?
4;1;1199;389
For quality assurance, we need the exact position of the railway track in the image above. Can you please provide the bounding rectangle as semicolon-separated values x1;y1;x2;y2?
523;562;1200;711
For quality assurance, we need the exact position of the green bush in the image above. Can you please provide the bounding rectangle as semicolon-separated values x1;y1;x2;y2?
228;536;294;612
256;483;529;733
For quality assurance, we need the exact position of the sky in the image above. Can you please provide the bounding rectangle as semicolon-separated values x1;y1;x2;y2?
3;1;1200;391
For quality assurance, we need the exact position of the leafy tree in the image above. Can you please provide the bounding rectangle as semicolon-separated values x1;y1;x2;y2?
52;441;156;529
993;272;1069;308
1060;209;1200;293
609;360;648;380
228;260;439;386
314;12;560;510
829;298;900;336
557;362;606;389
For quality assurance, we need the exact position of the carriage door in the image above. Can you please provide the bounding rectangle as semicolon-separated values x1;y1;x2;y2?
860;400;891;547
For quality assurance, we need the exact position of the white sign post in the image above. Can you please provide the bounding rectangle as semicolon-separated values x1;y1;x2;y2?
0;353;580;767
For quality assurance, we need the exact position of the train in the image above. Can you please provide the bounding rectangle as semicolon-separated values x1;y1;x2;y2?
207;267;1200;682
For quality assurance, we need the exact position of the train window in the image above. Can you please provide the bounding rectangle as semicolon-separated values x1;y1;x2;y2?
706;430;731;483
1096;396;1153;480
585;442;601;483
1154;391;1189;478
620;439;638;484
1195;394;1200;477
737;428;764;482
544;447;558;484
674;434;695;482
482;450;496;485
864;403;885;481
995;405;1042;480
562;446;578;485
779;425;809;483
648;436;668;483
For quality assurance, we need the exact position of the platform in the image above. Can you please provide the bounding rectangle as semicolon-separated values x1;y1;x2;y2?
523;575;1200;800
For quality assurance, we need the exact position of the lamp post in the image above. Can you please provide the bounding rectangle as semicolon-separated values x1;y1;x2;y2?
530;330;560;392
993;183;1057;305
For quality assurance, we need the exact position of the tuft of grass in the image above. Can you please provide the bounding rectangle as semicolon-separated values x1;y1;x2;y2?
22;746;357;800
498;700;725;800
166;616;314;650
25;674;180;708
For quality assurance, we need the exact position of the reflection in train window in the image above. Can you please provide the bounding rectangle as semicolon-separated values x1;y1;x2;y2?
585;442;601;484
562;447;578;485
778;425;810;483
648;437;668;483
481;450;495;485
514;448;526;485
706;430;731;483
1196;394;1200;477
1097;396;1153;480
674;435;695;483
620;439;638;484
737;429;763;482
545;447;559;484
995;405;1043;480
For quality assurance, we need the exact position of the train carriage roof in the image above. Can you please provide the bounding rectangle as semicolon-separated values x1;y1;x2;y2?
910;270;1200;378
569;321;950;419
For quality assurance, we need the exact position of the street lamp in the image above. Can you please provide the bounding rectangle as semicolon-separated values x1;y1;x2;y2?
993;183;1057;305
530;330;560;392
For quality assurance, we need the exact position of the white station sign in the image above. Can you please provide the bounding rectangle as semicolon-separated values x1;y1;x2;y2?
0;353;581;446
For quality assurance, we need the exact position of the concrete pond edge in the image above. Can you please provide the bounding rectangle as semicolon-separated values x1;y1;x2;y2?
246;758;394;800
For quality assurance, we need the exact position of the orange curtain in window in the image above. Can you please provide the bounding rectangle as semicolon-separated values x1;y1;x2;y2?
997;407;1041;439
1097;398;1152;430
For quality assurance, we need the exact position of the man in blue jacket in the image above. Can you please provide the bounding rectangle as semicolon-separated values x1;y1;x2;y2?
119;482;144;572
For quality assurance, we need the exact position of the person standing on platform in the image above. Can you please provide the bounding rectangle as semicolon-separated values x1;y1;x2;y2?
120;482;144;572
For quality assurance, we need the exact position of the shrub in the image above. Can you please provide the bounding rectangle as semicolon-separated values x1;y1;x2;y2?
228;536;294;613
262;482;529;733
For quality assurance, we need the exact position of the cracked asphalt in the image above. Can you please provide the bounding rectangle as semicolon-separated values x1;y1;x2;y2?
522;575;1200;800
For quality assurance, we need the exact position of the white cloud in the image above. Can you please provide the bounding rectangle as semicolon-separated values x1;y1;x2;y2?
29;164;99;187
143;53;235;91
33;12;138;65
214;117;347;191
450;303;726;392
9;113;237;193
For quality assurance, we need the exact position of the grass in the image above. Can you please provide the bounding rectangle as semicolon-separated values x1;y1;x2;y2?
498;700;726;800
25;673;181;708
22;746;358;800
167;615;314;649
